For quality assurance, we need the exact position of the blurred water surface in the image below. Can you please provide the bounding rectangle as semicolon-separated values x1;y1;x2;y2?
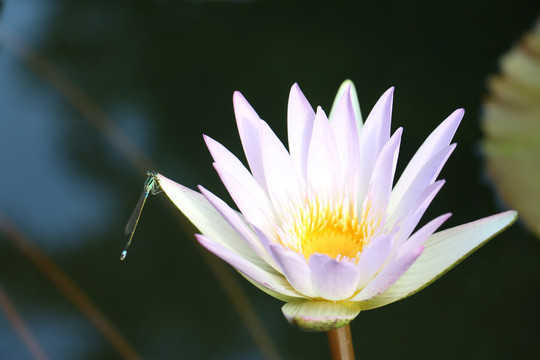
0;1;539;359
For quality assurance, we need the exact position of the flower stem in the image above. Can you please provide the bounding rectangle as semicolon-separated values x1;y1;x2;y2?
327;324;355;360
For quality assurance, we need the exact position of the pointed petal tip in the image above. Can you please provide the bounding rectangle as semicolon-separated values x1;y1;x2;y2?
197;184;208;194
448;108;465;125
336;80;356;98
357;210;517;311
290;83;305;98
288;82;311;106
202;133;212;144
376;86;395;104
504;209;519;222
315;106;328;116
232;91;251;108
193;232;205;243
202;134;221;156
233;91;246;108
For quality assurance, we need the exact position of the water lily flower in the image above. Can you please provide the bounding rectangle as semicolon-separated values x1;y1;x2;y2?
157;81;517;331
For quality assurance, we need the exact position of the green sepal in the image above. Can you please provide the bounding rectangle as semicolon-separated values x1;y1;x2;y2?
282;300;360;332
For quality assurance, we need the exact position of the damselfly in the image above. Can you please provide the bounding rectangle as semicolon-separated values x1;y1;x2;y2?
121;171;161;260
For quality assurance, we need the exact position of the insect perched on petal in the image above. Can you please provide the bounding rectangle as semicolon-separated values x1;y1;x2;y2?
157;80;517;331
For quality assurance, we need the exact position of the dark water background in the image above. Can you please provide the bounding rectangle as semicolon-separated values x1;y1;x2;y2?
0;1;539;359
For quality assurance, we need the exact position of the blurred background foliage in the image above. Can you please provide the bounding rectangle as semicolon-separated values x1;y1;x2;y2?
0;1;539;359
482;18;540;239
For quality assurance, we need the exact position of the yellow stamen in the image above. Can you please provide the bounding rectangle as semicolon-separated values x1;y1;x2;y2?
278;192;381;263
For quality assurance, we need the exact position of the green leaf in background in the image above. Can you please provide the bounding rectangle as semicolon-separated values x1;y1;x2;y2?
482;17;540;239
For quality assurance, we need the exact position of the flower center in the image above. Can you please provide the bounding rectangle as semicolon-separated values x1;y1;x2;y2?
278;193;380;262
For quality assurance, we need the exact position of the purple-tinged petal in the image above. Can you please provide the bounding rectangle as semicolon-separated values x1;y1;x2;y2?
387;144;455;228
367;128;402;210
157;174;266;267
287;83;315;179
389;109;463;213
329;85;361;185
358;211;518;310
309;254;360;301
356;234;395;289
251;225;276;260
233;91;266;189
393;180;446;247
259;119;302;208
329;80;363;132
204;134;261;194
269;244;317;298
397;213;451;257
213;163;276;234
196;234;303;302
357;87;394;201
351;244;424;302
198;186;278;270
307;107;340;193
252;224;315;293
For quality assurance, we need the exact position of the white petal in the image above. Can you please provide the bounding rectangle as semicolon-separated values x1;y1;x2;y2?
307;107;340;193
356;234;395;290
233;91;266;188
213;163;276;234
329;84;361;187
394;180;446;246
329;80;363;132
357;87;394;201
198;186;278;270
387;144;455;228
397;213;451;257
157;174;262;264
259;120;301;208
196;234;302;302
204;135;250;176
251;225;277;259
351;244;424;302
287;83;315;179
204;135;268;205
158;174;302;303
389;109;463;213
367;128;402;210
309;254;360;301
268;244;317;298
358;210;518;310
